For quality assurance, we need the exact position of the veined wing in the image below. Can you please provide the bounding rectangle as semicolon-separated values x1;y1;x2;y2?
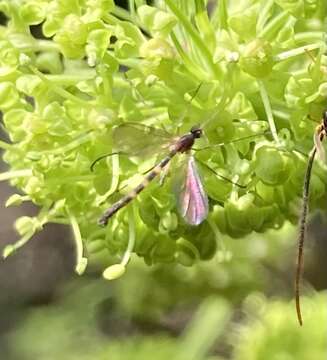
113;122;172;157
178;156;209;225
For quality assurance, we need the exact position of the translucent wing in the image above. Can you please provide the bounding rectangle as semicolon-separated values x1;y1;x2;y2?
113;122;172;156
178;156;209;225
314;131;325;162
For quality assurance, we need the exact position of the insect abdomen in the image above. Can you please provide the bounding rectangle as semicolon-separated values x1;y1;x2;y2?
98;153;175;226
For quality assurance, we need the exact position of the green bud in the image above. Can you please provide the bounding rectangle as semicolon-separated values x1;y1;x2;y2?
175;238;199;266
204;173;232;202
86;29;111;66
144;74;159;86
204;112;235;143
36;52;63;74
0;41;19;78
255;146;294;186
43;102;71;136
239;39;274;78
25;114;48;135
16;75;43;96
75;257;88;275
103;263;126;280
225;91;258;120
0;82;19;111
138;199;160;229
5;194;25;207
140;38;175;59
225;194;255;236
159;212;178;233
3;244;16;259
255;181;275;203
24;176;43;195
15;216;36;236
3;109;28;141
114;22;145;58
137;5;177;37
54;15;88;59
228;4;258;41
18;53;32;66
20;3;45;25
83;0;114;22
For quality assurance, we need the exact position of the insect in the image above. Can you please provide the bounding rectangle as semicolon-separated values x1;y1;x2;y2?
98;124;207;226
295;109;327;326
94;121;265;227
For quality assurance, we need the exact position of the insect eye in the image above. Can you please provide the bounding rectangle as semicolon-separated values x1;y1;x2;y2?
191;127;202;138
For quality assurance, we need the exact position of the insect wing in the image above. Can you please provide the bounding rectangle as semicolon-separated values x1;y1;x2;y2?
113;122;172;156
178;156;209;225
313;131;325;162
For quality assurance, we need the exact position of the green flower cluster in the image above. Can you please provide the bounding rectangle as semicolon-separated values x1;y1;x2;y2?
0;0;326;277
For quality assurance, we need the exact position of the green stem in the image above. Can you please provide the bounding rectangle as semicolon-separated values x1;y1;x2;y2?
17;40;60;52
0;140;12;150
165;0;220;78
258;11;289;40
121;204;136;266
0;169;32;181
96;153;120;206
41;72;96;85
128;0;136;21
256;0;275;34
274;43;322;62
294;32;325;43
111;5;133;22
42;131;93;155
28;65;91;106
272;109;290;121
3;230;35;259
68;210;88;275
170;32;208;80
258;80;279;143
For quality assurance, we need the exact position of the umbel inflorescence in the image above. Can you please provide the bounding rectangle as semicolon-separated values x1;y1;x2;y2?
0;0;326;278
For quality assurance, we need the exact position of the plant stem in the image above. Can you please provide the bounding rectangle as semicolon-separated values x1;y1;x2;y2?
165;0;220;78
258;80;279;143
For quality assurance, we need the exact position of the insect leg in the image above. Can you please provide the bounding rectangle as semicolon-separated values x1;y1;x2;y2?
159;162;170;186
90;152;127;172
196;159;247;189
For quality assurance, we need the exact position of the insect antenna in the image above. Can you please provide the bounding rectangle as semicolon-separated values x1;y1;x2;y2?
194;130;272;152
196;159;246;188
295;145;316;326
90;152;127;172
